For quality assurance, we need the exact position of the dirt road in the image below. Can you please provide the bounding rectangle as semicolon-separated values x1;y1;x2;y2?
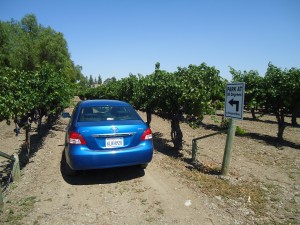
0;108;299;224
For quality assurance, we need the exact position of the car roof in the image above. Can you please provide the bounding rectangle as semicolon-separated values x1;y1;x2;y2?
79;99;131;107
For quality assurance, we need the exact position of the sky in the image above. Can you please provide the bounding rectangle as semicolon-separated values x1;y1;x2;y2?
1;0;300;81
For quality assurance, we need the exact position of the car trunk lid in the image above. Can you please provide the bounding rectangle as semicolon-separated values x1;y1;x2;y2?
76;120;147;150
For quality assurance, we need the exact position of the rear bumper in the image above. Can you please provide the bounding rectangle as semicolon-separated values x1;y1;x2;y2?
65;141;153;170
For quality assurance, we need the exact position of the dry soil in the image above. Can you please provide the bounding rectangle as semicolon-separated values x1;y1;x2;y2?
0;104;299;225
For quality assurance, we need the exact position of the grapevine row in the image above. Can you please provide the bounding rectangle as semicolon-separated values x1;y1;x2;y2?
80;63;226;150
79;62;300;147
0;63;74;134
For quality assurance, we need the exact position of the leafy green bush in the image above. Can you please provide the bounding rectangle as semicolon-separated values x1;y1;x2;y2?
0;63;73;123
235;126;247;136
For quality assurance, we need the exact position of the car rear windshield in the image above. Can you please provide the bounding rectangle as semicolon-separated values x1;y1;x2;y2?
78;106;140;122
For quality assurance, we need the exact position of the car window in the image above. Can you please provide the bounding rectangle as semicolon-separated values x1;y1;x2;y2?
78;106;140;122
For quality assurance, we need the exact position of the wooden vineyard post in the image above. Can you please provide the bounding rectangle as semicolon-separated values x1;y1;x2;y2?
0;183;3;210
0;152;21;210
25;126;31;160
12;154;21;182
191;139;198;163
191;132;223;164
0;151;21;209
0;152;21;181
221;118;236;175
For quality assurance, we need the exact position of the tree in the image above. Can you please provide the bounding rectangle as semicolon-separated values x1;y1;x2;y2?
74;65;83;81
230;67;264;119
132;73;157;125
0;21;11;67
0;14;77;82
0;63;73;123
155;62;160;71
21;14;39;35
0;14;76;126
89;75;94;86
263;63;296;142
36;26;76;81
287;68;300;126
136;63;224;150
155;69;183;149
117;74;139;105
177;64;223;123
98;75;102;84
103;76;117;85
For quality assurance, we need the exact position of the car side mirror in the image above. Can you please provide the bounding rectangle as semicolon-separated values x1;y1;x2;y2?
61;112;71;118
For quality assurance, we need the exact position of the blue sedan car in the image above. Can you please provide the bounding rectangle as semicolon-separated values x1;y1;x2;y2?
64;100;153;175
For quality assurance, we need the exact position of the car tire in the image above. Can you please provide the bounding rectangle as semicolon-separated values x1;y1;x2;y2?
65;161;76;176
140;163;148;169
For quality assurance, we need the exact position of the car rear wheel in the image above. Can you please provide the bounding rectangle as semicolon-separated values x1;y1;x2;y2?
140;163;148;169
64;161;76;176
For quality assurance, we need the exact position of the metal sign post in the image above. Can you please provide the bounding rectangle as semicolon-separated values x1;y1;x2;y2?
221;82;245;175
221;118;236;175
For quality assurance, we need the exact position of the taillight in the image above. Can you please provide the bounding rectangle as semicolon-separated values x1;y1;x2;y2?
68;131;87;145
141;128;153;140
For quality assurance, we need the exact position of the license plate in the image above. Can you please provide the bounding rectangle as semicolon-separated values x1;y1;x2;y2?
106;137;124;148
